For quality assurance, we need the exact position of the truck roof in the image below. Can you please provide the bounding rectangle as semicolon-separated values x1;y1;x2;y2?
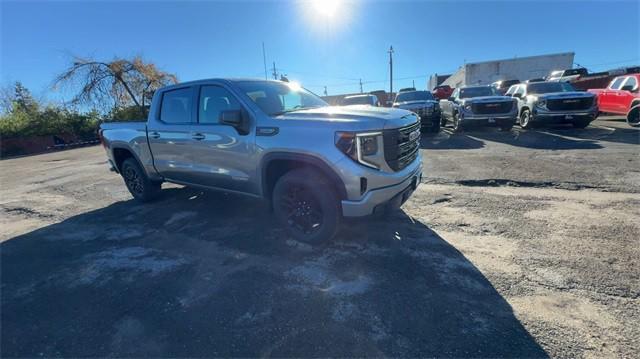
159;78;287;91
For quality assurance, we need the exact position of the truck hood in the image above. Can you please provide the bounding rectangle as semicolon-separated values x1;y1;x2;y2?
537;91;595;100
393;100;438;109
274;105;418;130
461;96;513;104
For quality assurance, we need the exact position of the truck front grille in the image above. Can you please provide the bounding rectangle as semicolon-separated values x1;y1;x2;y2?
412;107;433;117
383;121;420;172
471;101;513;115
546;97;594;111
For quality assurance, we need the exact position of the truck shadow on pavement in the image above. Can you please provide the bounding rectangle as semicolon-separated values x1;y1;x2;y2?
1;187;547;357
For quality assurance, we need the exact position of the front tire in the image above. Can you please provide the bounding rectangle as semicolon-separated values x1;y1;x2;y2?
121;158;161;202
627;105;640;127
272;169;341;244
519;109;533;129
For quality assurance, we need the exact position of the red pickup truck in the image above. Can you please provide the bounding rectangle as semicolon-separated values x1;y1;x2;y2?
589;74;640;127
432;85;454;100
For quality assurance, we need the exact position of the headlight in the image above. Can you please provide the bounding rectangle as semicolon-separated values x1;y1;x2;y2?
536;99;547;108
335;131;384;169
464;104;473;111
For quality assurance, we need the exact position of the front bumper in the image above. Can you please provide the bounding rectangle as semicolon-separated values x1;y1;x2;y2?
532;107;598;123
419;111;441;129
341;161;422;217
459;110;517;127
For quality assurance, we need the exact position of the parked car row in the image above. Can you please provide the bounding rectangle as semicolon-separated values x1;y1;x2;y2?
388;73;639;132
391;81;599;133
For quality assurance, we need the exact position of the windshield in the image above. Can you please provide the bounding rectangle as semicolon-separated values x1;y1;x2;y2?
342;95;373;105
459;86;499;98
528;82;575;94
395;91;434;102
235;81;327;116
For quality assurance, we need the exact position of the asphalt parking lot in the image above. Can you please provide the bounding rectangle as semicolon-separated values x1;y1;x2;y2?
1;117;639;357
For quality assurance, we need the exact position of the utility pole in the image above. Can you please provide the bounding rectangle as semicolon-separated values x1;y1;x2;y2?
388;46;394;97
272;62;278;80
262;42;268;80
324;86;328;96
412;79;415;89
359;79;363;93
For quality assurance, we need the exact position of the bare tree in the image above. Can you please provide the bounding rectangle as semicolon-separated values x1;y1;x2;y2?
53;55;178;112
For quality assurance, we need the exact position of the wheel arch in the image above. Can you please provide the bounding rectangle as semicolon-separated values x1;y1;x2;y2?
260;152;348;202
111;146;143;173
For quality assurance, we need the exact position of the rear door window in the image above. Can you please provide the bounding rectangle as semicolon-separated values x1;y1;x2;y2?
160;88;193;124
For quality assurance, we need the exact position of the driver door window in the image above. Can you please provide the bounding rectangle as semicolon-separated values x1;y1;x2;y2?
609;77;626;90
198;86;243;124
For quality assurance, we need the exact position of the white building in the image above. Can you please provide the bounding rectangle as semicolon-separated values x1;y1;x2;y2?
428;52;575;89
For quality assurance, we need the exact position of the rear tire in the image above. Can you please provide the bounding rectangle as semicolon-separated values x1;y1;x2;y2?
121;158;161;202
272;169;341;244
519;109;533;129
451;112;463;133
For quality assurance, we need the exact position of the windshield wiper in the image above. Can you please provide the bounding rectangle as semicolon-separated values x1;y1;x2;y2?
270;105;324;116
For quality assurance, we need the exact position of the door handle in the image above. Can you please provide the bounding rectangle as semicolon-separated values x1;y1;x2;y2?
192;133;206;141
149;131;161;139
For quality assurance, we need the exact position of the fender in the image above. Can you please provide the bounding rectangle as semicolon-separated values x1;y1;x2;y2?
110;145;162;181
260;152;348;200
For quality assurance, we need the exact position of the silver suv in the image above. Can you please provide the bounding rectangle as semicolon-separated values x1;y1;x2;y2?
99;79;423;243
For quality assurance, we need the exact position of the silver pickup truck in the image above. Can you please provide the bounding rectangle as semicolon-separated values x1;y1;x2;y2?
99;79;423;243
439;85;517;132
505;81;597;129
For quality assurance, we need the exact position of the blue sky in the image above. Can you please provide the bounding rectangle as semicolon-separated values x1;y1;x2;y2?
1;0;638;102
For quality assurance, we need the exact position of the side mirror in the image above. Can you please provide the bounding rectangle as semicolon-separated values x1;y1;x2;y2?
220;110;242;125
448;96;455;102
621;85;635;92
512;93;523;99
219;110;249;134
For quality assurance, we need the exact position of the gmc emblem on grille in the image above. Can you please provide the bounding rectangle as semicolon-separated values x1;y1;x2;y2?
563;99;580;103
409;130;420;141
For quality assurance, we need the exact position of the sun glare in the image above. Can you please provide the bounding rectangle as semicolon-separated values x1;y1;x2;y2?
301;0;353;32
311;0;340;17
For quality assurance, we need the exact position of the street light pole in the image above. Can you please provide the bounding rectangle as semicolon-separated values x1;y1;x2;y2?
388;46;394;98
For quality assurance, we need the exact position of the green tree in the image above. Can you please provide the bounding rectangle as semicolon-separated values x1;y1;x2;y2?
13;82;39;114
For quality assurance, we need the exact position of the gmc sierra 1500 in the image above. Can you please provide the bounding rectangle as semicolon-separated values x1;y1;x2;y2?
506;81;598;129
99;79;423;243
440;86;517;132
